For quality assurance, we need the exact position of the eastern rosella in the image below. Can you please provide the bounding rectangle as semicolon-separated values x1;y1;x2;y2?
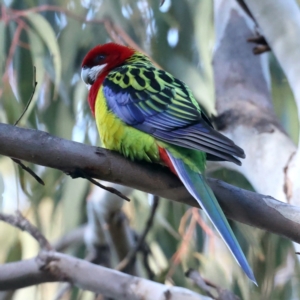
81;43;256;283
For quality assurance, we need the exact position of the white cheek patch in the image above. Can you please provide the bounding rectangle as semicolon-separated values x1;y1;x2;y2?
89;64;107;82
85;84;91;90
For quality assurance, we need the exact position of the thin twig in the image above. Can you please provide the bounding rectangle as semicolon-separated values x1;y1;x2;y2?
116;195;159;271
140;239;155;280
11;66;44;185
185;269;215;298
247;35;271;55
3;21;24;79
0;211;52;251
100;16;162;69
14;67;37;126
53;224;86;252
67;168;130;201
110;22;162;69
11;158;44;185
167;211;197;279
2;18;31;75
3;5;106;25
103;18;124;45
87;177;130;202
186;269;241;300
66;165;130;202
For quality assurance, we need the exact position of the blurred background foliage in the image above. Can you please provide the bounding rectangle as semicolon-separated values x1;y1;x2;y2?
0;0;299;299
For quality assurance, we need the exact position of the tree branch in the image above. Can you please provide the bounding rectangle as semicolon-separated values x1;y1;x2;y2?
242;0;300;210
0;123;300;243
0;211;52;251
85;183;137;275
213;0;296;205
116;195;159;272
0;251;210;300
186;269;240;300
52;224;86;252
0;212;208;299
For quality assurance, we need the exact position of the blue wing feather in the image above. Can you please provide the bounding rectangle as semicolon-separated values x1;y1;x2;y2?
102;63;245;164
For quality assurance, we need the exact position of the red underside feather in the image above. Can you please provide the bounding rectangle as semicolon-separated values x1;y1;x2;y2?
158;147;177;176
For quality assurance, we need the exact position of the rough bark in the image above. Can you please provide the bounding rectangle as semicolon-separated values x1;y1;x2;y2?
241;0;300;207
1;123;300;243
213;0;296;204
0;251;210;300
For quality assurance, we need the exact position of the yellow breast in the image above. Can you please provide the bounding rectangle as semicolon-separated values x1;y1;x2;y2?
94;86;160;163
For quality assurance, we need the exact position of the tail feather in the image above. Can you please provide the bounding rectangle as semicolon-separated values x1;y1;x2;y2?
166;151;257;284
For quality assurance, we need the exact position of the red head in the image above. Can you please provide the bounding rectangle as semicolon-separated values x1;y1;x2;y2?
81;43;135;87
81;43;135;114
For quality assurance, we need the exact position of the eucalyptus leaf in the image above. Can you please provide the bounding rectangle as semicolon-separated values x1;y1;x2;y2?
0;21;6;76
25;12;61;98
18;27;45;124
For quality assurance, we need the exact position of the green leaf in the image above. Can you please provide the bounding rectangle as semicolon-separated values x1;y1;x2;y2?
0;21;6;76
18;27;45;123
24;12;61;98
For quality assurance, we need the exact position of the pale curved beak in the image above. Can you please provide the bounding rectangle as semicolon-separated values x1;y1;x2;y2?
81;67;90;85
81;64;107;87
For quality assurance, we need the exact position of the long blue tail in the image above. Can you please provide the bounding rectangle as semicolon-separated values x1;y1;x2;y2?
167;151;257;284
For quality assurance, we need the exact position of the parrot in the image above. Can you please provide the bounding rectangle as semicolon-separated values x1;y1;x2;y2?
81;42;256;284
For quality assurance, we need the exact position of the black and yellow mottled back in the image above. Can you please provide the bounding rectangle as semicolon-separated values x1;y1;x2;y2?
102;53;245;164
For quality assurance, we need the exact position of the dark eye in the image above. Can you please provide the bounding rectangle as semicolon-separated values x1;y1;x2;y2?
94;54;106;64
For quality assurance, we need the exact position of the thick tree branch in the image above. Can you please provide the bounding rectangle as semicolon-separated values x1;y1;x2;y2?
0;251;210;299
213;0;296;205
242;0;300;209
0;123;300;243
